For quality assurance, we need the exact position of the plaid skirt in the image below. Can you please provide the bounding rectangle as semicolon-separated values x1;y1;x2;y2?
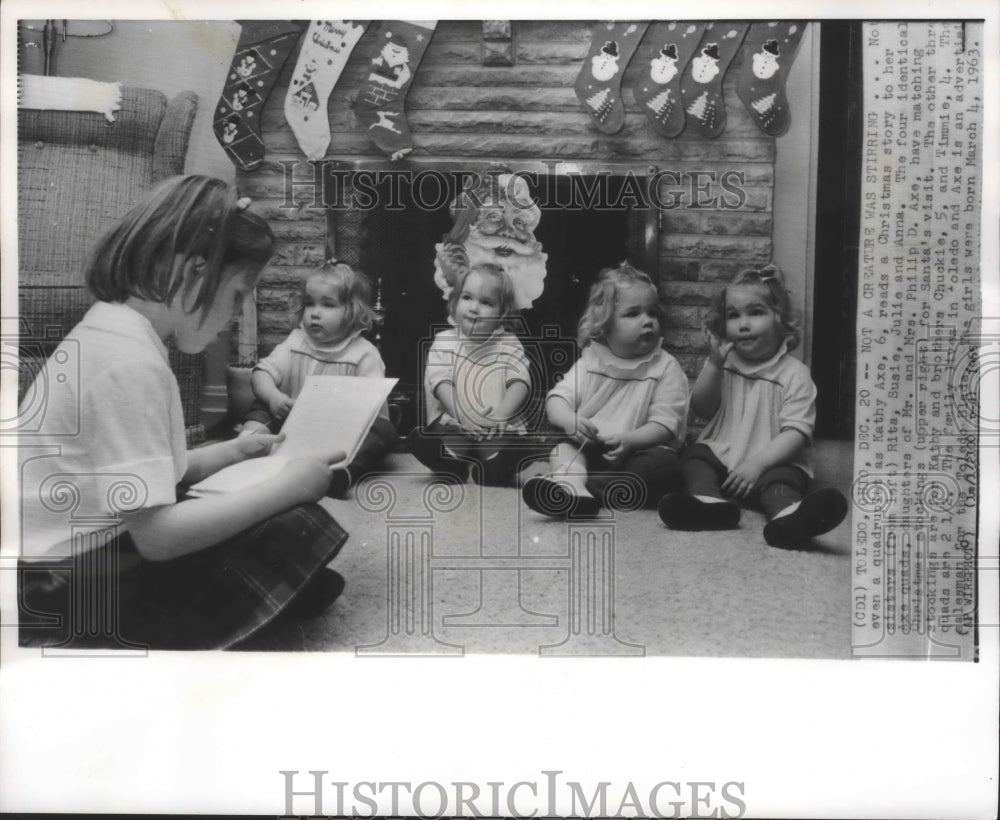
17;502;348;651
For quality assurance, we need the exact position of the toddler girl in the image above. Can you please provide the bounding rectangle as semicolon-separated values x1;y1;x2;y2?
18;175;349;650
658;265;848;548
241;260;397;497
522;263;689;518
410;263;532;486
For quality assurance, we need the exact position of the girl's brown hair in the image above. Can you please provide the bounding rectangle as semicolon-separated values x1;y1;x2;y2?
86;175;274;315
577;262;664;348
703;264;801;351
297;261;377;335
447;263;518;329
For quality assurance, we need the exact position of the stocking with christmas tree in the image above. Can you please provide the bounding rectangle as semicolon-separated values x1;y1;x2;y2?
351;20;437;160
632;21;706;138
678;22;749;139
213;21;304;172
736;22;806;137
284;20;368;161
573;22;648;135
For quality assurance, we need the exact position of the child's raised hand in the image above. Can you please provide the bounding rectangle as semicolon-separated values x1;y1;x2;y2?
721;458;764;499
269;393;295;420
703;328;736;368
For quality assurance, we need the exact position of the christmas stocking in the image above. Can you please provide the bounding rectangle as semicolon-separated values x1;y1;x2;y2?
284;20;367;161
632;22;706;138
736;22;806;136
351;20;437;161
678;22;749;139
213;21;304;172
574;22;648;135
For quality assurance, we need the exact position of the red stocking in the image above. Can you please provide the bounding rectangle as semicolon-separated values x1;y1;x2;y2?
573;22;648;135
736;22;806;136
213;21;303;172
351;20;437;160
632;22;707;138
678;22;749;139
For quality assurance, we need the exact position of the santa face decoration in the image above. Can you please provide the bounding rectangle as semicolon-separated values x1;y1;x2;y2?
752;39;781;79
590;40;621;82
649;43;680;84
691;44;721;83
434;174;548;313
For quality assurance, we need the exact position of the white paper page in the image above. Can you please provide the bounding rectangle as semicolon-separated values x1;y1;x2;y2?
188;376;396;496
275;375;396;462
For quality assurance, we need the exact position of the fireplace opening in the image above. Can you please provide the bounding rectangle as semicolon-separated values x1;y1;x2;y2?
351;172;646;435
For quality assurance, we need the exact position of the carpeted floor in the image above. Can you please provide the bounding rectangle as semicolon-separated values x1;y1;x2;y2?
239;440;854;657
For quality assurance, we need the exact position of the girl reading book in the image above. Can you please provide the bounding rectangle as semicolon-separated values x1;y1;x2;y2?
18;176;350;650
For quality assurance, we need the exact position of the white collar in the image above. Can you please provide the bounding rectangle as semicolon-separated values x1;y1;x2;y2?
455;326;507;346
727;336;793;374
586;340;663;370
299;326;363;355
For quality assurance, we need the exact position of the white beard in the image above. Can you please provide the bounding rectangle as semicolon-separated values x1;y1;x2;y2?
434;239;548;315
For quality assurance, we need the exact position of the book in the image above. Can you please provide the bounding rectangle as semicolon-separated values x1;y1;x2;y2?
187;375;397;497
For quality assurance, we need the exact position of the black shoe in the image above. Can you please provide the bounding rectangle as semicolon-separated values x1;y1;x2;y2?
763;488;848;549
657;493;740;530
282;569;346;619
472;447;519;487
409;434;471;483
522;476;601;520
326;467;353;499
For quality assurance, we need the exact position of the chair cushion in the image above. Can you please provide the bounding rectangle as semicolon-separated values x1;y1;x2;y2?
18;86;205;445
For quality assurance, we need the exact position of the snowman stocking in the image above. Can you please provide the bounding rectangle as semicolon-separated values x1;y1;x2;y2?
736;22;806;136
213;21;304;171
284;20;367;161
574;22;648;135
352;20;437;160
632;22;706;138
678;22;749;138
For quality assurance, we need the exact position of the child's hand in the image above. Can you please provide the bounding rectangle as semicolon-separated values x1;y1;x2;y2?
475;406;510;440
268;393;294;420
234;428;284;459
457;415;492;439
277;454;345;503
704;328;736;368
601;434;633;466
573;416;601;444
722;458;764;499
239;420;269;436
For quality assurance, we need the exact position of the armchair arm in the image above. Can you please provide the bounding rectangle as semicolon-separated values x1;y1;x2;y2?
153;90;198;182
